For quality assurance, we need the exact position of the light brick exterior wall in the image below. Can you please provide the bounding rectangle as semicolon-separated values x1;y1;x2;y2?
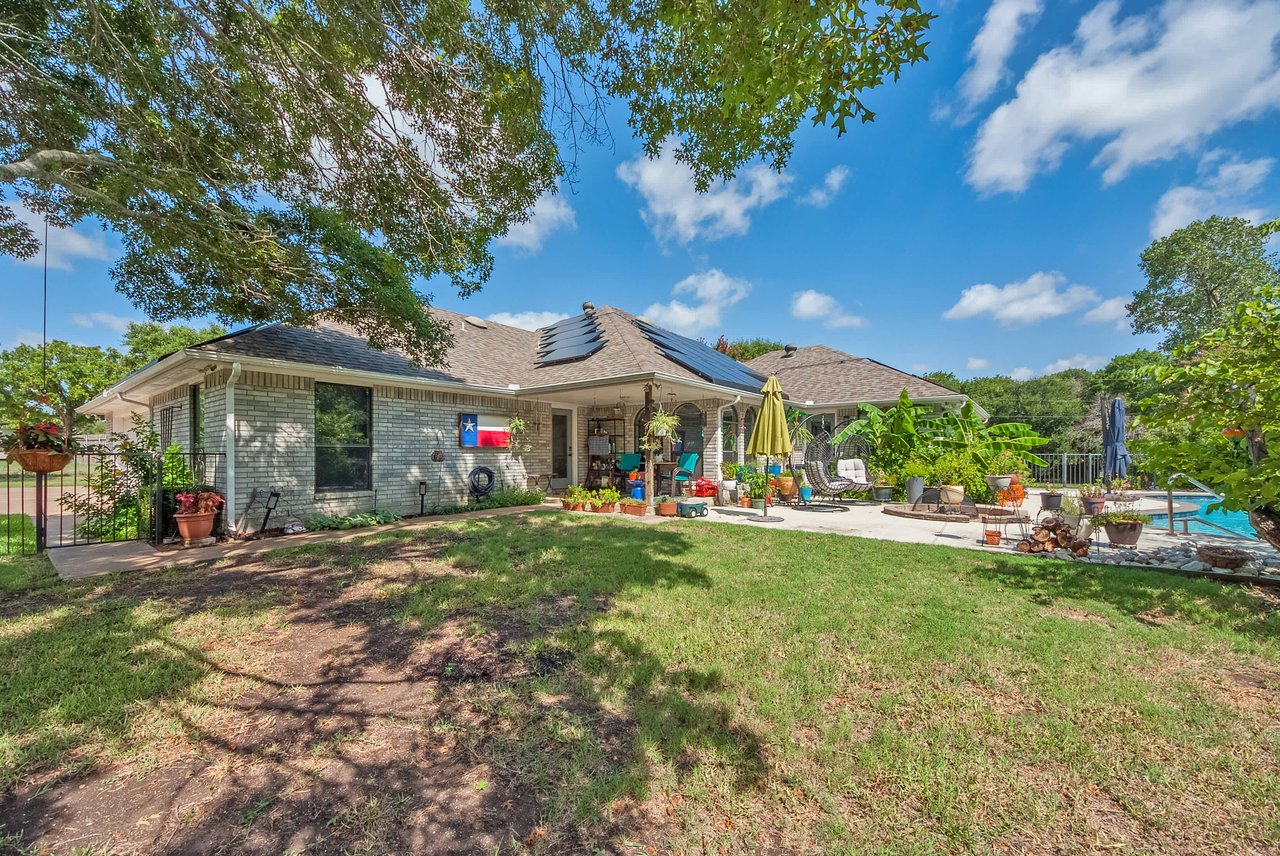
215;370;550;533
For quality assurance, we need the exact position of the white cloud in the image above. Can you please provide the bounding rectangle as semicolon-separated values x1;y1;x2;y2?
1045;353;1109;373
944;272;1098;327
958;0;1044;110
10;206;113;271
644;269;752;335
617;141;791;244
488;311;569;331
1081;296;1131;331
1010;367;1035;380
789;289;865;329
70;312;134;333
1149;150;1273;238
967;0;1280;194
967;357;992;370
496;193;576;253
798;166;851;208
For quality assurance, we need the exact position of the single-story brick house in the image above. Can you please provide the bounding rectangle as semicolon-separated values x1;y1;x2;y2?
81;303;976;533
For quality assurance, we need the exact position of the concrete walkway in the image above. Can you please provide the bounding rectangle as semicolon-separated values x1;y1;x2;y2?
49;503;560;580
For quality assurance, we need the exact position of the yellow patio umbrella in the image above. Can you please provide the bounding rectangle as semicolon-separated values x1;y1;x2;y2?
746;374;791;523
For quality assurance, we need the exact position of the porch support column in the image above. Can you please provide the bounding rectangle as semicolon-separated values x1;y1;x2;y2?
224;362;241;534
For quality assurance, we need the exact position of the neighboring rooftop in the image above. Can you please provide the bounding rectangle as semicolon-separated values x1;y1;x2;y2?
745;345;967;407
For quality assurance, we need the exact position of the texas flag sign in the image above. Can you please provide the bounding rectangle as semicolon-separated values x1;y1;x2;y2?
459;413;510;448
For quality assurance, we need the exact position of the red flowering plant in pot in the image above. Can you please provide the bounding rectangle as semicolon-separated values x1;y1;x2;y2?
173;489;224;546
3;421;76;473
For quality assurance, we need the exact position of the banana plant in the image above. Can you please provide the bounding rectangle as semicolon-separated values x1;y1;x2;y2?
921;401;1049;469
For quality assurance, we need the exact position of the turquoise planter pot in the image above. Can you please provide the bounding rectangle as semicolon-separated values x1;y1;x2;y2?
799;487;813;502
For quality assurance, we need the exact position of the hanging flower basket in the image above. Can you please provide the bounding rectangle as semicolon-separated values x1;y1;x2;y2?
11;448;72;473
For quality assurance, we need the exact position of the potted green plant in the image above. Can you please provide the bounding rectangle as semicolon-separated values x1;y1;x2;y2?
174;489;224;546
561;484;588;511
931;452;972;506
1079;481;1107;515
872;470;895;502
746;472;770;509
593;487;620;512
1040;487;1063;511
619;496;647;516
986;450;1029;493
654;494;678;517
720;461;738;492
1057;494;1093;540
775;467;797;500
1092;503;1151;547
901;457;930;505
4;421;75;473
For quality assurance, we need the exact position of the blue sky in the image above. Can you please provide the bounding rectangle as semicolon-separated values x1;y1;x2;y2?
4;0;1279;382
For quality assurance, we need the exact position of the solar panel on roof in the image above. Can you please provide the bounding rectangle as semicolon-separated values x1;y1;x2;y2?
633;320;765;392
536;313;606;366
534;339;605;365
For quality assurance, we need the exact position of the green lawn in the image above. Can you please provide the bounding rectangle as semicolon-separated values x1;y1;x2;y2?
0;513;1277;853
0;515;35;557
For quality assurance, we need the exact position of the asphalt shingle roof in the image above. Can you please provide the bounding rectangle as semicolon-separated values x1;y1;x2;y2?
745;345;962;406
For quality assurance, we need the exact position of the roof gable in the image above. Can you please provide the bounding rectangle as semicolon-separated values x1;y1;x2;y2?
745;345;961;405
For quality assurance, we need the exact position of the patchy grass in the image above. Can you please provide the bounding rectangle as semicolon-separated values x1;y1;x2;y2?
0;513;1277;854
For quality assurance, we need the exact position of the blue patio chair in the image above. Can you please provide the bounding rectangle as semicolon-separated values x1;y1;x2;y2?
672;452;700;492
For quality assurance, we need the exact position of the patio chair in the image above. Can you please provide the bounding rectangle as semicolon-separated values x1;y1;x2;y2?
618;453;642;475
668;452;700;494
802;421;873;503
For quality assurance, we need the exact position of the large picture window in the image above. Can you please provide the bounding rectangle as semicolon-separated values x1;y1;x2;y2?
315;382;372;491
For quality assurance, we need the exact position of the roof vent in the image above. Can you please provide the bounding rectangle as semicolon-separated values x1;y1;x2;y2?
582;301;596;316
463;315;489;329
782;344;798;358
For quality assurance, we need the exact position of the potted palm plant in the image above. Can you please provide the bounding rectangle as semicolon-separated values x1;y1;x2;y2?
174;489;224;546
4;421;74;473
1092;503;1151;548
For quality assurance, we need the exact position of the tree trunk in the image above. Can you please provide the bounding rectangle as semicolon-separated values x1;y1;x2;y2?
1249;506;1280;552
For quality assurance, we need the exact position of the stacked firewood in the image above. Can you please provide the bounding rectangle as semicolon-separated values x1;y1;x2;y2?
1016;517;1090;557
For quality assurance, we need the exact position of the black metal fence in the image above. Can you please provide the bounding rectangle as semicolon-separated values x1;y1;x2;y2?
2;450;225;555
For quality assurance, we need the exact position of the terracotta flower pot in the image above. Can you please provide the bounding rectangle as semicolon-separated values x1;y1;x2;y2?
620;503;646;516
1103;521;1144;547
656;501;678;517
174;511;216;546
1083;497;1106;515
776;476;796;498
11;448;72;473
1009;473;1022;486
984;529;1002;546
738;496;753;508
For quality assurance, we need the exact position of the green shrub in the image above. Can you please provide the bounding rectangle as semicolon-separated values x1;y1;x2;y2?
988;449;1030;477
931;452;989;502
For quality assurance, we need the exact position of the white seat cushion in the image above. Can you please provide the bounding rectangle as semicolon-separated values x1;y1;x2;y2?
836;458;867;482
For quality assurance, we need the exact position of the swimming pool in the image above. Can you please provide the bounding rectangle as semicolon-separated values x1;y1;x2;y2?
1147;494;1259;539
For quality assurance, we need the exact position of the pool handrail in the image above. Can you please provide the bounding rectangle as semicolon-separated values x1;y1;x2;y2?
1165;473;1225;535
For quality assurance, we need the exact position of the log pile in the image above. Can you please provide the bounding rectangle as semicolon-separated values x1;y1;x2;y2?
1016;517;1089;557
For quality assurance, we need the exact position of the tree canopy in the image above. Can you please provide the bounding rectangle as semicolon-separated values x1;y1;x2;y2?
121;321;227;367
715;336;785;362
2;0;935;364
1132;216;1280;352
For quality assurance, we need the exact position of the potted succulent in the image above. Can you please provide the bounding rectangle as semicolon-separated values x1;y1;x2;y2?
654;494;679;517
619;496;647;516
174;489;224;546
901;457;930;505
720;461;738;492
872;470;895;502
1079;481;1107;515
1040;487;1063;511
4;421;75;473
1093;503;1151;548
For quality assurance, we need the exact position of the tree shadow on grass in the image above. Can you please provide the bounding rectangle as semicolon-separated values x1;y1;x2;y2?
969;556;1280;640
0;513;767;854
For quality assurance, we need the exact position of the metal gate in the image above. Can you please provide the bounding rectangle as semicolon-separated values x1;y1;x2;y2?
2;450;224;555
1031;452;1104;487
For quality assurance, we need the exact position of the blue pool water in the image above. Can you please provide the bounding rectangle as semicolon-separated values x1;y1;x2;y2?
1147;494;1259;539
